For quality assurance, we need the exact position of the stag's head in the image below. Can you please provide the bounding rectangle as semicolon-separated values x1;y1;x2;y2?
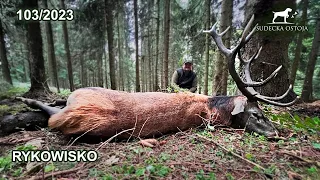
231;100;278;137
204;15;298;137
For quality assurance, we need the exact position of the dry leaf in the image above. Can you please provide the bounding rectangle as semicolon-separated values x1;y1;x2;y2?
288;171;303;180
140;140;155;147
140;139;160;148
159;140;167;145
144;139;159;145
26;162;43;175
25;138;44;149
269;143;276;151
105;155;119;166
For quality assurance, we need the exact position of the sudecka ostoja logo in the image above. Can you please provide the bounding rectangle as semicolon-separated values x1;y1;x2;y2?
256;7;308;32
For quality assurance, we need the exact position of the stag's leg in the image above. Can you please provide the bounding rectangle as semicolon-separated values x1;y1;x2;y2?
16;97;61;116
48;99;67;106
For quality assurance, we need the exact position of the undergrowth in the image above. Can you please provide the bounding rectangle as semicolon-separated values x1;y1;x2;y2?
57;89;71;98
0;83;28;100
0;145;37;178
263;105;320;134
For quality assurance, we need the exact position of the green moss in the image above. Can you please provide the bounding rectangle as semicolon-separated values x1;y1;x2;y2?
0;86;28;100
0;104;30;117
0;105;10;117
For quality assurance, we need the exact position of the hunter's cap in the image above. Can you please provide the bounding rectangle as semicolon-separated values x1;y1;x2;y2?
183;60;193;65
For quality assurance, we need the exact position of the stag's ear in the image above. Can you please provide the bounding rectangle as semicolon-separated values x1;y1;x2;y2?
231;98;247;115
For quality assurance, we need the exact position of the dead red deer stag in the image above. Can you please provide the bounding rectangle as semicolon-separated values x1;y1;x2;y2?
17;15;297;139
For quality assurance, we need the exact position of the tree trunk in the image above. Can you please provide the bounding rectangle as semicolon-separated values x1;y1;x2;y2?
105;0;116;90
213;0;233;95
104;50;109;88
93;70;96;87
60;0;74;92
43;0;60;92
301;17;320;102
243;0;296;101
97;50;103;87
148;6;152;92
203;0;211;95
80;53;86;87
289;0;308;86
117;9;124;91
23;0;50;97
162;0;170;88
123;7;131;91
23;36;30;82
221;0;233;96
19;43;27;82
87;68;90;87
134;0;140;92
0;17;12;85
154;0;161;91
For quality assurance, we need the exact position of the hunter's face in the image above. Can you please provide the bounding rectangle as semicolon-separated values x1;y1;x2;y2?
183;63;192;71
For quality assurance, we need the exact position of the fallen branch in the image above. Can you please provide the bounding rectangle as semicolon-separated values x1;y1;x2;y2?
95;128;135;151
287;171;303;180
28;163;93;180
278;150;320;168
267;136;288;141
126;116;139;142
137;117;150;138
193;134;273;179
218;128;245;132
0;137;38;145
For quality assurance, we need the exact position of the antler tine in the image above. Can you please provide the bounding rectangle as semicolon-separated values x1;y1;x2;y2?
243;66;283;87
256;94;299;107
243;47;260;83
220;26;231;37
247;46;262;64
238;15;256;48
239;46;283;87
255;85;293;100
204;20;253;98
203;22;232;56
244;24;258;44
253;46;262;62
241;47;261;97
255;84;299;107
237;50;246;63
240;47;297;105
237;45;261;64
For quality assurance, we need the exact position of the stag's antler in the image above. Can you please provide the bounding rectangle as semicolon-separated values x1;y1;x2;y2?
204;15;298;106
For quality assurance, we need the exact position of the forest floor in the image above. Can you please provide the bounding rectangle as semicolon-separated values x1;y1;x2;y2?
0;94;319;179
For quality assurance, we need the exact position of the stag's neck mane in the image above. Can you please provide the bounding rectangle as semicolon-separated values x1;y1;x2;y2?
207;95;247;125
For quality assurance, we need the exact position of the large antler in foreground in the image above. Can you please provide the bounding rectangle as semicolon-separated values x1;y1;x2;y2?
204;15;298;106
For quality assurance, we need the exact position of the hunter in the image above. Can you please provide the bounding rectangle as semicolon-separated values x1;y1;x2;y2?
171;60;197;93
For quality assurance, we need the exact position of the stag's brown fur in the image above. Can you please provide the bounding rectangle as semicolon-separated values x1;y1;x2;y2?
49;87;216;138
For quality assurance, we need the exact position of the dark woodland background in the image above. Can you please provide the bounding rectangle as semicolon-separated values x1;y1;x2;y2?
0;0;319;102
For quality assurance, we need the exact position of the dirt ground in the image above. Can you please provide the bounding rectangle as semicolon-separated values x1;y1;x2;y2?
0;100;319;180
